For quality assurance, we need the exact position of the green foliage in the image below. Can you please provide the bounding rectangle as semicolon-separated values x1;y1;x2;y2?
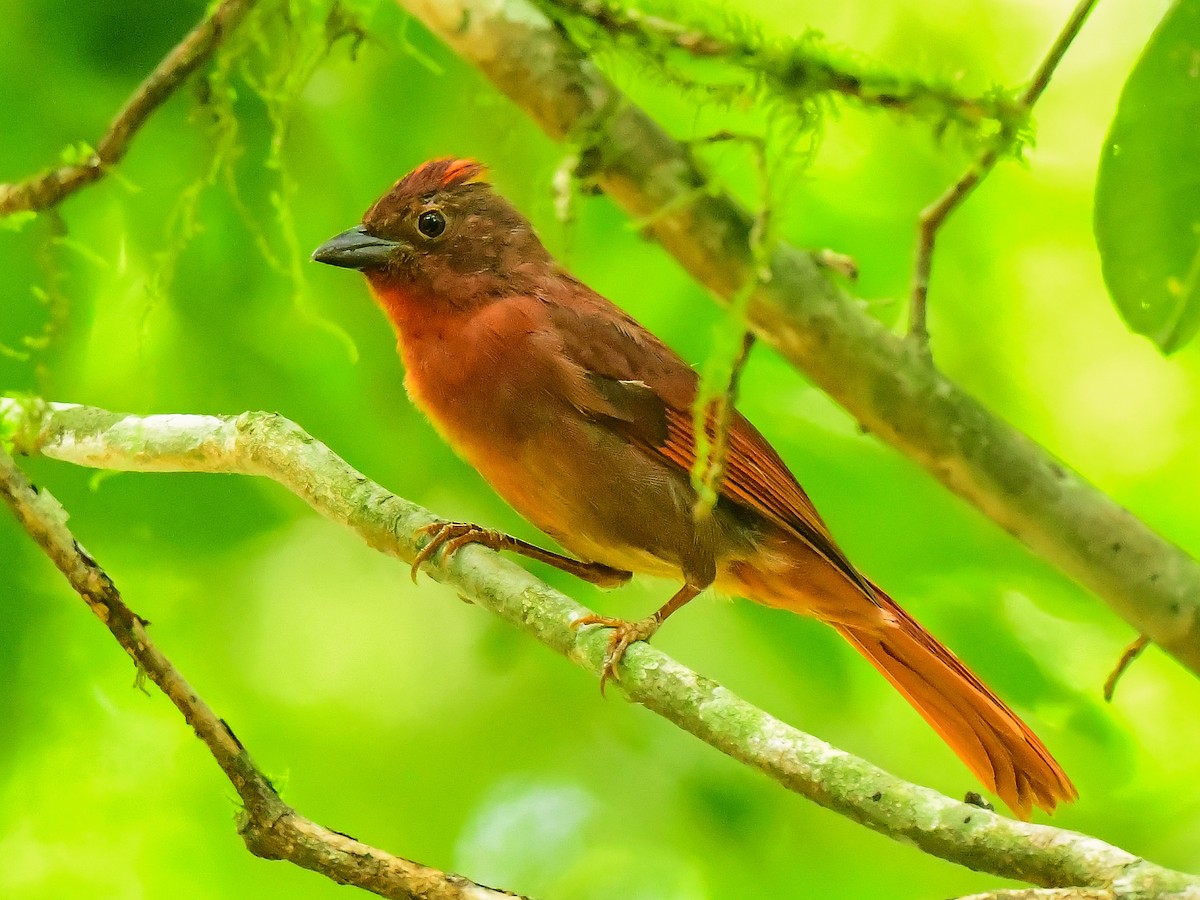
1094;0;1200;354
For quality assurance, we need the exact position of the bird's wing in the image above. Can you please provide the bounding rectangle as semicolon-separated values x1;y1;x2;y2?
545;282;871;595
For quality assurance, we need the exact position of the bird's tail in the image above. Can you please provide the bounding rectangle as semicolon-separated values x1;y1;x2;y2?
833;583;1076;818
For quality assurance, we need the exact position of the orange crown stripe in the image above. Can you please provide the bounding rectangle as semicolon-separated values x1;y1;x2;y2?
437;158;486;187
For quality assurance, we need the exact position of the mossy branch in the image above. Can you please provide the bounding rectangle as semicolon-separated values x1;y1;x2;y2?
2;397;1199;897
535;0;1024;138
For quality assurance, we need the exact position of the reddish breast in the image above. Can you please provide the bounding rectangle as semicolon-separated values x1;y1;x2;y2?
367;281;558;461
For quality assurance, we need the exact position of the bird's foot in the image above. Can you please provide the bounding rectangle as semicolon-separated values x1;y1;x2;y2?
571;613;661;695
410;520;632;589
410;521;502;583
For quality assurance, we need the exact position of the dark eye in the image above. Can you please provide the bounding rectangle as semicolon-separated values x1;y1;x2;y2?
417;209;446;238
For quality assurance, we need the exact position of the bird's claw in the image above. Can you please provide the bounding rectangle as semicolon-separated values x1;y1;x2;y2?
571;613;660;695
410;521;502;582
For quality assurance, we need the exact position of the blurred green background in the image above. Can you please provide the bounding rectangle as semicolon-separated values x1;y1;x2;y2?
2;0;1199;897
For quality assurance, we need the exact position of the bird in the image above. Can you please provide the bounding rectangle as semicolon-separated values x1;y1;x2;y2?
311;157;1076;818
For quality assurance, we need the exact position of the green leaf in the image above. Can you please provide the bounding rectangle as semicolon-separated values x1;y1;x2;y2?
1094;0;1200;354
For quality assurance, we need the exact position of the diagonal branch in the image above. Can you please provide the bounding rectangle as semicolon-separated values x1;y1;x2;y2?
0;0;257;217
395;0;1200;679
0;440;525;900
3;398;1199;896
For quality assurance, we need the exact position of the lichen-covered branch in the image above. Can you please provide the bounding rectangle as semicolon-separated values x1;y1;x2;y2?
0;0;257;217
3;398;1198;896
0;439;525;900
395;0;1200;679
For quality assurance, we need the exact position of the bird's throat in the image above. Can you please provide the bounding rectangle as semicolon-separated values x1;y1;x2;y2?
364;276;425;334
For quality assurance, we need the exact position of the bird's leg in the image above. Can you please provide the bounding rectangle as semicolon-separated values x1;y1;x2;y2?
572;582;704;693
411;521;632;588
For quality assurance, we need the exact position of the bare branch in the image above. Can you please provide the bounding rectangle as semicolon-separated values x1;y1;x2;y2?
0;0;258;216
0;440;524;900
1018;0;1103;110
392;0;1200;680
4;398;1199;896
908;0;1100;347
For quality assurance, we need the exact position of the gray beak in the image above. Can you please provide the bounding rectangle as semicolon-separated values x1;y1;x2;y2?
311;225;399;270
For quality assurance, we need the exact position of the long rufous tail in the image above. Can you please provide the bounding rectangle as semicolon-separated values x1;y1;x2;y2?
834;583;1076;819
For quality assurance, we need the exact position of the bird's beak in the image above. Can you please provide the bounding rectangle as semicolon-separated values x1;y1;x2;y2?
311;225;400;270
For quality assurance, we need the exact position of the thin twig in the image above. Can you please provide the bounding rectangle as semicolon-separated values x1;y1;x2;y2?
0;443;524;900
0;0;258;216
907;0;1100;348
6;399;1200;896
1104;635;1151;702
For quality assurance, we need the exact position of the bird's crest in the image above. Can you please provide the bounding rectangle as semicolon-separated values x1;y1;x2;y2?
393;158;486;197
363;158;489;228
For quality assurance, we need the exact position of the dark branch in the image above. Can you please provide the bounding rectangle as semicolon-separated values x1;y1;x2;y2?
0;0;258;216
0;442;525;900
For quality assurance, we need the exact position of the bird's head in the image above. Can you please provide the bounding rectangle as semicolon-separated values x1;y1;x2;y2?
312;158;552;311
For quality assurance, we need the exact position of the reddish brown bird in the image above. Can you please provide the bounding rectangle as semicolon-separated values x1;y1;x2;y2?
313;158;1076;818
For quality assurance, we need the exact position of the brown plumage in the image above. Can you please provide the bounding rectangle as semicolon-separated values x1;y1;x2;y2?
312;158;1076;818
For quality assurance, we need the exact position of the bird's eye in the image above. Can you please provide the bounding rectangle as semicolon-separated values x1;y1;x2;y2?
417;209;446;239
